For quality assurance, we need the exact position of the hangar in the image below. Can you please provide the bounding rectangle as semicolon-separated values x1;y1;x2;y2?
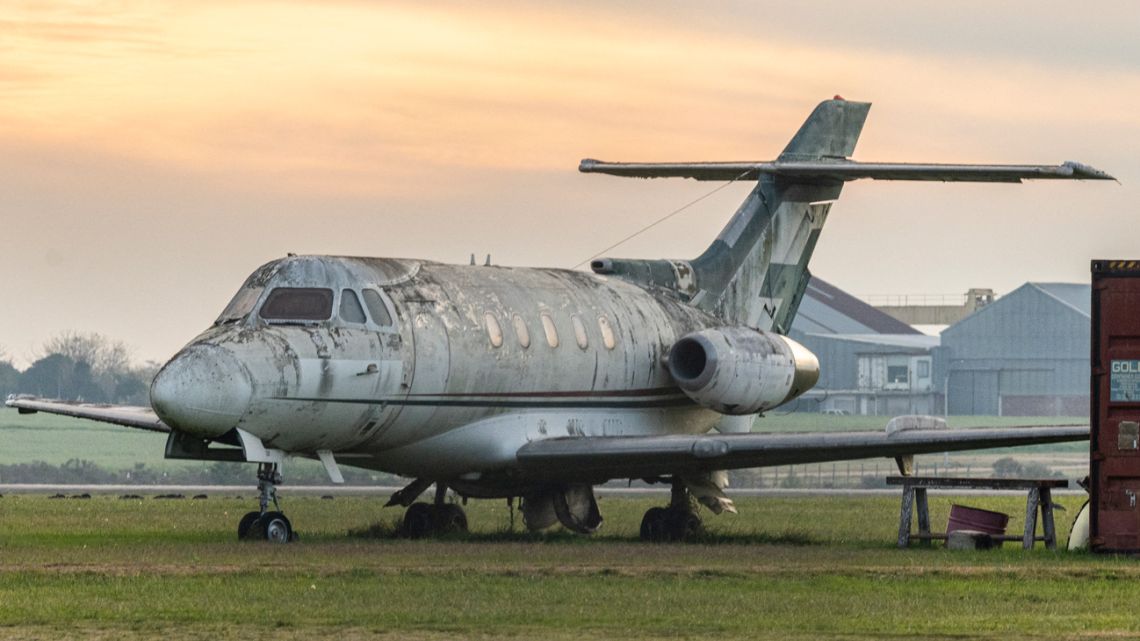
939;283;1090;417
793;279;1091;417
790;278;939;416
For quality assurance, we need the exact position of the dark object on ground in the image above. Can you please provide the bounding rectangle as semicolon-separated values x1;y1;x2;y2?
154;494;185;500
192;494;208;500
946;529;998;550
69;493;91;499
120;494;142;500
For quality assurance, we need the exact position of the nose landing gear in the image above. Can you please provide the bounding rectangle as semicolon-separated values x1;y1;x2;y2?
238;462;297;543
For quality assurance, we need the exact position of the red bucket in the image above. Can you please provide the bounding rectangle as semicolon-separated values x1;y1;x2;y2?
947;504;1009;536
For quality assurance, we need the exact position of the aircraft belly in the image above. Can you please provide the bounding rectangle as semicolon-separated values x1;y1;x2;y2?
367;406;718;479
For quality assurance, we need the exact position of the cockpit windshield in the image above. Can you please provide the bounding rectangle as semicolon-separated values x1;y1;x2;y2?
215;286;265;325
259;288;334;322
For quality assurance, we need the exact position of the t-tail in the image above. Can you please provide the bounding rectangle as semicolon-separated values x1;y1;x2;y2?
580;97;1114;333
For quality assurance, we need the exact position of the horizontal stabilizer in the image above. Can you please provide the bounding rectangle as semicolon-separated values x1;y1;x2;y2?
578;159;1115;183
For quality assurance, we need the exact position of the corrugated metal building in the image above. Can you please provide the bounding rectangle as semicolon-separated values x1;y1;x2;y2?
939;282;1089;416
790;278;939;415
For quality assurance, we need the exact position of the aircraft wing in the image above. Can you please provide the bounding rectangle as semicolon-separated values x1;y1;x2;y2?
514;425;1088;482
4;397;169;433
578;159;1116;183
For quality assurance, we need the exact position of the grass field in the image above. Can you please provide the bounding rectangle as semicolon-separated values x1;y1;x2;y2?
1;491;1135;640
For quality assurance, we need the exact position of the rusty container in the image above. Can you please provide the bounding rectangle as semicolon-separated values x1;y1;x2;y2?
1090;260;1140;552
947;504;1009;536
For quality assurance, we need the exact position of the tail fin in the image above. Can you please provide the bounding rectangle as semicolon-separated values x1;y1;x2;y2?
687;98;870;332
779;98;870;160
580;98;1112;333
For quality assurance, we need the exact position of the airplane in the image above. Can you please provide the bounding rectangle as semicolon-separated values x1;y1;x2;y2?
7;98;1111;543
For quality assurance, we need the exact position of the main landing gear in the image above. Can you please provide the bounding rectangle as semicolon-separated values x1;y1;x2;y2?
639;479;703;542
237;462;297;543
393;482;469;539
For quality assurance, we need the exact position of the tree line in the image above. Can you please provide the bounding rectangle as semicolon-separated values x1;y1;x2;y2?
0;332;159;405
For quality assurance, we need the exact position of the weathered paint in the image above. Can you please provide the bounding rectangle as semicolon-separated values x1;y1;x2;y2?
154;254;726;485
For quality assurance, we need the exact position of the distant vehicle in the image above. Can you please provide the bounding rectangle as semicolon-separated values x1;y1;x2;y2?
8;98;1107;542
821;409;850;416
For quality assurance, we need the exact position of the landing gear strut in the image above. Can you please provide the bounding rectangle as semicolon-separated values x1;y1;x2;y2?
401;483;469;538
639;479;702;542
237;462;296;543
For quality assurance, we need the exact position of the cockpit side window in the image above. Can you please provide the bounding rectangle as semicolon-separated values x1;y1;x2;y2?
340;289;367;324
216;286;264;324
260;287;334;321
362;289;393;326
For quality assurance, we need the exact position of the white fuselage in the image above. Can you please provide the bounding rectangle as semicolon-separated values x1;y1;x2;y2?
152;255;728;485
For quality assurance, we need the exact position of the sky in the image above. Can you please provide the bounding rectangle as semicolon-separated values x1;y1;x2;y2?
1;0;1137;367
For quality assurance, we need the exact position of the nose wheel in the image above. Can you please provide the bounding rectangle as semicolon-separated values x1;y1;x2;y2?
238;463;297;543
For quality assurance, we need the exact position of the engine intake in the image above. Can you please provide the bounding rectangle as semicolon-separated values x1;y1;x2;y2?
667;327;820;415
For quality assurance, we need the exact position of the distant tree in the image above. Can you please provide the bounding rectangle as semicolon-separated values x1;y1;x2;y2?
24;332;155;402
40;331;132;377
18;353;76;398
0;360;19;398
992;457;1024;478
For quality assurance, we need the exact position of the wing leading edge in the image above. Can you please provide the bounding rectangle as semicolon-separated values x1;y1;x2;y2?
4;397;169;433
514;425;1088;483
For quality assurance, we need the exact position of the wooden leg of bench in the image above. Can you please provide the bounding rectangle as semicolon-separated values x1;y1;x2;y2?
1040;487;1057;550
898;486;915;548
1023;487;1040;550
916;488;930;547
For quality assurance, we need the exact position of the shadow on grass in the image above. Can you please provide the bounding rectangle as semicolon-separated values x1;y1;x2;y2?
346;520;821;546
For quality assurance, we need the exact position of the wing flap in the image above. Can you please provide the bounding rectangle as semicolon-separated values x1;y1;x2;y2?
515;425;1088;482
5;397;169;433
578;159;1115;183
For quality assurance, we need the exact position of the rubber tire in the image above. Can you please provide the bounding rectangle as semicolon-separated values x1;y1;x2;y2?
403;503;434;539
639;507;669;542
666;510;702;542
260;511;293;543
435;504;469;534
237;511;261;540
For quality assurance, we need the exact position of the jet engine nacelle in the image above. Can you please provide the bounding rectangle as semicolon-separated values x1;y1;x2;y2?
667;327;820;415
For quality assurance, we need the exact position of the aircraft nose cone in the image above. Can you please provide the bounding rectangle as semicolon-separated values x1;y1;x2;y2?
150;344;252;437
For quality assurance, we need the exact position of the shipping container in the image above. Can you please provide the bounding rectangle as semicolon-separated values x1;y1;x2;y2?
1090;260;1140;552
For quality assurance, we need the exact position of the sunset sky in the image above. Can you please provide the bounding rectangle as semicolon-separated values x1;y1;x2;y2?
1;1;1137;367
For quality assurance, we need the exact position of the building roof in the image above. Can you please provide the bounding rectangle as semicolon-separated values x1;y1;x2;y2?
1030;283;1090;318
807;333;941;350
792;277;921;335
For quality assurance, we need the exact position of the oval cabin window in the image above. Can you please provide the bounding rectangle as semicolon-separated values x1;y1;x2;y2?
485;313;504;348
512;314;530;348
571;314;589;350
598;315;616;350
541;312;559;348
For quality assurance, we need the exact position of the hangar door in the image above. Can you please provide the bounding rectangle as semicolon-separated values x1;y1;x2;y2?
947;370;999;415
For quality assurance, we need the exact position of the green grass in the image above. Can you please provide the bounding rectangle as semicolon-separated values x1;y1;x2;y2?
0;492;1130;640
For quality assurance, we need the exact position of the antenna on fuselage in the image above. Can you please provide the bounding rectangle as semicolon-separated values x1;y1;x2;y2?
470;253;476;266
484;254;491;266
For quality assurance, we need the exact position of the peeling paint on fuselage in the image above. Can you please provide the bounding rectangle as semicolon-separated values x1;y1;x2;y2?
184;255;724;483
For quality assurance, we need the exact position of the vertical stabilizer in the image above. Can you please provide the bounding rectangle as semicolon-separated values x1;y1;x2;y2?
688;99;870;332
